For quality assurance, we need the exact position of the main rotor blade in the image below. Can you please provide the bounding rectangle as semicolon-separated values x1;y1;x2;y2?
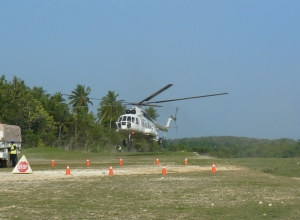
138;84;173;105
139;103;163;107
125;102;162;107
147;92;228;104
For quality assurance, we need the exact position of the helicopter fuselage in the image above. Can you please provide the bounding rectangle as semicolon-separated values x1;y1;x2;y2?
114;84;227;146
116;107;173;142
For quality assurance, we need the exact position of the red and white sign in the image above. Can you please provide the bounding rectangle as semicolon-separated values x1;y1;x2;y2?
12;155;33;174
17;161;29;172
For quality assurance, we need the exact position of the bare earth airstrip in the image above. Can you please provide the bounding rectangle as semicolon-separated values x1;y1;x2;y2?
0;163;242;182
1;154;300;219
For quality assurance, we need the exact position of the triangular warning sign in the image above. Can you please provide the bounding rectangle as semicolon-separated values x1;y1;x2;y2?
12;155;33;174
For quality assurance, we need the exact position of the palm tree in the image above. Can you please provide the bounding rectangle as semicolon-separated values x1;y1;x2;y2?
144;107;160;120
40;94;54;113
68;85;93;146
68;84;93;111
31;86;47;101
51;92;66;106
97;90;125;129
51;92;70;140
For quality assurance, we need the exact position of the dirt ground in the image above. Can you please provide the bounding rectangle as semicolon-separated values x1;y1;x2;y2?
0;163;242;182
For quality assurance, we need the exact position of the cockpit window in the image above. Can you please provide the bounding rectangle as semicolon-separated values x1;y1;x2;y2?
122;116;127;121
127;116;131;121
132;117;135;123
118;117;122;122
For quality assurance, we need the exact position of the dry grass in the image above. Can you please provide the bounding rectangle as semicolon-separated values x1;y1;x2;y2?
0;150;299;219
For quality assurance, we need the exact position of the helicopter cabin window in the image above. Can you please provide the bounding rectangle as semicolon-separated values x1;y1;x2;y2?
127;116;131;122
132;117;135;123
135;118;139;125
121;116;127;125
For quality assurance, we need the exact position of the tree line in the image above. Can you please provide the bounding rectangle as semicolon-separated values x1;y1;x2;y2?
1;75;298;157
0;75;161;152
166;136;300;158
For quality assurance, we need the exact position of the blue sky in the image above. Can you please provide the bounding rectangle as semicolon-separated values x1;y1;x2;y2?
1;1;299;140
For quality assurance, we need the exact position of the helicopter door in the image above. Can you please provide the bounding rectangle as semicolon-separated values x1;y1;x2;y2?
117;117;122;128
141;120;146;132
135;118;141;132
127;116;132;128
122;116;127;125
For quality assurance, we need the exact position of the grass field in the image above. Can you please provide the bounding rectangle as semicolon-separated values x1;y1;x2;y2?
1;148;300;220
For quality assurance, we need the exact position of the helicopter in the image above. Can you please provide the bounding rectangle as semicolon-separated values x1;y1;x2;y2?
116;84;228;146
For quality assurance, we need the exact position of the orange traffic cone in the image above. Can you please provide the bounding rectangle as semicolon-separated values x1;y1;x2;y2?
86;159;90;166
119;158;123;165
109;165;114;175
156;158;160;166
51;159;55;167
212;163;217;173
162;166;167;175
184;158;188;165
66;165;71;175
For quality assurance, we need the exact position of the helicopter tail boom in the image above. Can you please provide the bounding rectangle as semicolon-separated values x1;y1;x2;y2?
152;116;174;132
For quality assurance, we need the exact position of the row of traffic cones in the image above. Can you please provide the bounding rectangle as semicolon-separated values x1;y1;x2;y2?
86;163;167;175
161;163;216;175
54;158;218;176
52;158;123;167
52;158;121;176
65;164;114;175
53;158;190;168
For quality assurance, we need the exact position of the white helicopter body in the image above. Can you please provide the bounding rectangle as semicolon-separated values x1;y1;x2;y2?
115;84;228;146
116;106;173;145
